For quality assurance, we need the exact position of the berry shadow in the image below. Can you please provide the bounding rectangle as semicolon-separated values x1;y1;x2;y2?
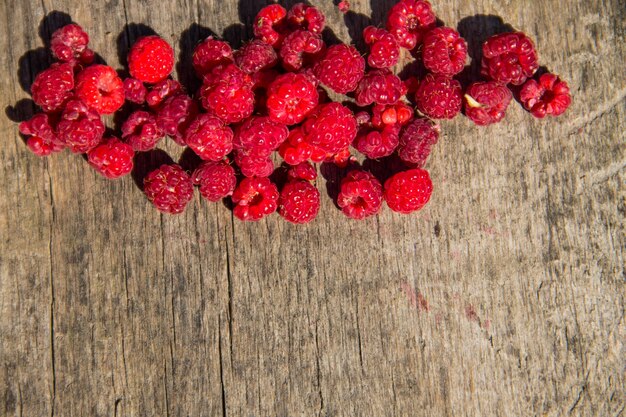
320;160;358;208
178;146;203;174
5;98;36;123
131;149;174;191
177;23;218;94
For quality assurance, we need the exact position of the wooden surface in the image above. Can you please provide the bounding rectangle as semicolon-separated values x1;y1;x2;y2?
1;0;624;416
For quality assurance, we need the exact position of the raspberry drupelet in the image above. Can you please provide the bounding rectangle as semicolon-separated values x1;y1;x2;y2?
337;170;383;220
313;44;365;94
30;63;74;113
192;160;237;202
56;99;105;153
519;73;571;118
234;40;278;74
184;114;234;161
481;32;539;86
19;114;64;156
279;127;315;165
232;177;279;221
302;103;357;155
123;78;147;104
287;3;325;34
87;137;134;179
121;110;164;151
128;35;175;84
386;0;436;50
397;118;439;167
266;73;319;125
415;74;462;119
279;30;324;72
144;164;194;214
464;81;512;126
354;69;407;107
156;94;199;145
422;27;467;77
146;79;182;109
75;64;125;115
193;37;233;77
384;168;432;213
50;23;94;65
200;63;255;124
363;26;400;69
253;4;288;47
370;102;414;128
278;180;321;224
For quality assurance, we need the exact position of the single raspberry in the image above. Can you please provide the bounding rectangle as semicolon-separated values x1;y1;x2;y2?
75;64;124;115
384;168;432;213
287;3;325;34
253;4;288;47
520;73;571;118
30;63;74;112
363;26;400;69
279;30;324;72
232;177;279;221
354;69;407;106
193;37;233;77
415;74;462;119
144;164;194;214
234;40;278;74
338;1;350;13
353;124;401;159
233;149;275;178
386;0;436;50
56;99;105;153
146;79;182;108
192;160;237;202
397;118;439;167
371;102;414;128
200;63;255;123
313;44;365;94
87;137;134;179
185;114;233;161
266;73;319;125
19;113;64;156
278;180;320;224
128;35;174;84
123;78;147;104
50;24;94;65
156;94;199;145
464;81;512;125
233;116;289;155
121;110;164;151
279;127;314;165
288;161;317;181
303;103;357;154
422;27;467;76
481;32;539;85
337;170;383;219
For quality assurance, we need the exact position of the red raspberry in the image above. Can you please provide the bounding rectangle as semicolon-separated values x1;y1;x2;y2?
520;73;571;118
278;180;320;224
481;32;539;85
19;113;64;156
156;94;199;145
397;118;439;167
75;64;124;115
30;63;74;113
278;127;315;165
184;114;233;161
200;64;254;123
384;168;432;213
288;161;317;181
386;0;436;50
464;81;512;125
192;160;237;202
287;3;325;34
146;79;182;108
234;40;278;74
121;110;164;151
371;102;414;128
353;124;401;159
337;170;383;219
266;73;319;125
144;164;194;214
50;24;94;65
128;35;174;84
87;137;134;179
422;27;467;76
363;26;400;69
279;30;324;72
354;69;407;106
123;78;147;104
415;74;462;119
234;149;275;178
303;103;357;154
56;99;105;153
253;4;288;47
193;37;233;77
232;177;279;221
233;116;289;155
313;44;365;94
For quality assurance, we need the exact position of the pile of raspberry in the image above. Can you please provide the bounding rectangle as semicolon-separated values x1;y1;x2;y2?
16;1;572;223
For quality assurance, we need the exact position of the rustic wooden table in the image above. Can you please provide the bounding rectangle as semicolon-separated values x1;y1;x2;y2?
1;0;624;416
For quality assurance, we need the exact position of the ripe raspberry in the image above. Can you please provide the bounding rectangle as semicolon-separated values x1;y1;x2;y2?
353;124;401;159
123;78;147;104
303;103;357;154
87;137;134;179
232;177;279;221
313;44;365;94
287;3;325;34
192;160;237;202
193;37;233;77
464;81;512;125
337;170;383;220
397;118;439;167
253;4;288;47
384;168;432;213
266;73;319;125
278;127;315;165
200;63;254;123
234;40;278;74
56;99;105;153
233;149;275;178
354;69;407;106
75;64;124;114
50;24;94;65
415;74;462;119
386;0;436;50
128;35;174;84
422;27;467;76
30;63;74;112
371;102;414;128
144;164;194;214
19;113;64;156
146;79;182;108
279;30;324;72
363;26;400;69
185;114;233;161
481;32;539;85
156;94;198;145
121;110;164;151
278;180;320;224
288;161;317;181
233;116;289;155
519;73;571;118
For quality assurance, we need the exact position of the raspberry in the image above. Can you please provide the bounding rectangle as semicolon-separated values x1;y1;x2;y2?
422;27;467;77
146;79;182;108
338;1;350;13
193;37;233;77
232;177;279;221
128;35;174;84
354;69;406;106
337;170;383;219
234;149;275;178
371;102;414;128
87;137;134;179
353;124;401;159
234;40;278;74
303;103;357;154
19;113;64;156
415;74;462;119
30;63;74;113
278;180;320;224
56;99;105;153
288;161;317;181
287;3;325;34
481;32;539;86
278;127;315;165
156;94;199;145
184;114;233;161
464;81;512;125
384;168;432;213
123;78;147;104
192;160;237;202
75;64;125;115
121;110;163;151
519;73;571;118
397;118;439;167
313;44;365;94
279;30;324;72
266;73;319;125
144;164;194;214
363;26;400;69
253;4;288;47
233;116;289;156
386;0;436;50
200;63;254;123
50;24;94;65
